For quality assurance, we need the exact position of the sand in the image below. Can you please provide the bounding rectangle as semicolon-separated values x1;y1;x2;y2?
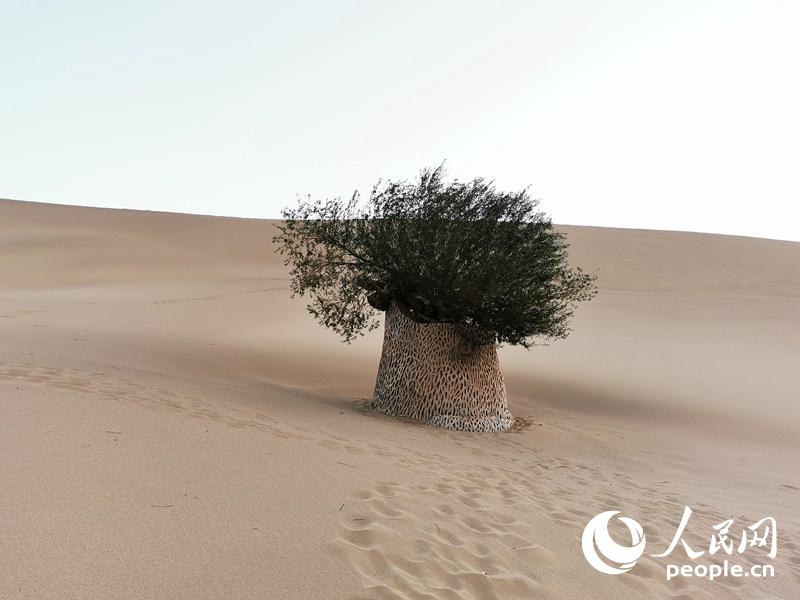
1;197;798;599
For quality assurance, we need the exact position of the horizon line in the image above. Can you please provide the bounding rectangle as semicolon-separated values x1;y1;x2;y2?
3;195;798;244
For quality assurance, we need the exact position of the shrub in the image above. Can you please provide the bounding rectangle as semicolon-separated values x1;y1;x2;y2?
274;165;596;347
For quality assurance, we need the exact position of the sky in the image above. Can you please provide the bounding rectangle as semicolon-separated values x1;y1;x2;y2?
2;0;799;241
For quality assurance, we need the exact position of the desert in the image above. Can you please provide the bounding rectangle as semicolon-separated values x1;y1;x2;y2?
2;197;798;599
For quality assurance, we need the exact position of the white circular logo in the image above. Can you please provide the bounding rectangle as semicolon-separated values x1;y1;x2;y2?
582;511;646;574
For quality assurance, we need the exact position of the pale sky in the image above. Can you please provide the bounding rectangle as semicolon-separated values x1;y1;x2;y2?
2;1;799;241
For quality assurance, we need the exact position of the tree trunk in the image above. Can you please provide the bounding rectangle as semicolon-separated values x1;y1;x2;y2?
371;303;513;432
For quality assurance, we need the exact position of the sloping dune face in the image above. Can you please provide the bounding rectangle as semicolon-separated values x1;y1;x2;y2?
1;198;798;600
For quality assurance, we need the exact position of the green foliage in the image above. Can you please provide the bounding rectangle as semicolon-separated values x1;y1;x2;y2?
274;165;596;347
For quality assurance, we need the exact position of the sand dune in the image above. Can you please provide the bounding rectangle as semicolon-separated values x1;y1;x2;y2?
1;198;798;599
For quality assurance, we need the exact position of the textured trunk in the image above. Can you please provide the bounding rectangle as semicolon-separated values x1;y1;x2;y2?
371;303;513;432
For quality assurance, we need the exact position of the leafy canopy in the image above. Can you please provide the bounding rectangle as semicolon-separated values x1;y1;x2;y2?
274;165;596;347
